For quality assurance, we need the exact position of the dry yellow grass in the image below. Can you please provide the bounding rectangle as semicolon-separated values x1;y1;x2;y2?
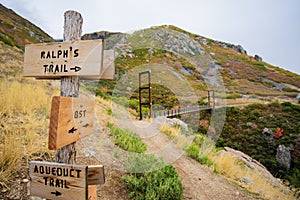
0;79;53;187
0;79;51;115
160;123;191;149
160;123;179;139
209;150;295;200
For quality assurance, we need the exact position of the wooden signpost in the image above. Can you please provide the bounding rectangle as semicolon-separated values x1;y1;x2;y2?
24;10;114;200
48;96;95;150
29;161;105;200
29;161;88;199
23;40;104;78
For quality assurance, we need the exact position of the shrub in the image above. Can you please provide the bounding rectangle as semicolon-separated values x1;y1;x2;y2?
185;143;199;159
122;160;183;200
122;151;183;200
193;134;205;146
226;93;241;99
95;88;109;99
107;123;147;153
124;154;165;174
129;99;139;110
0;34;16;47
198;156;215;167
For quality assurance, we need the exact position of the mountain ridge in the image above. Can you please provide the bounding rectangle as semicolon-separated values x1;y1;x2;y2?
82;25;300;104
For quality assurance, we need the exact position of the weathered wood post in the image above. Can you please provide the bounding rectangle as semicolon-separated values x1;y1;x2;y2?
24;10;109;199
55;10;82;164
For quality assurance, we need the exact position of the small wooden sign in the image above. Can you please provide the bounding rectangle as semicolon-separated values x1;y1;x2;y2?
23;39;106;79
49;96;94;150
29;161;88;200
88;165;105;185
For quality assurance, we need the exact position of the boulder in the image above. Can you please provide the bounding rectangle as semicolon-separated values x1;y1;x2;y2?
239;177;254;184
254;54;263;62
221;147;282;187
262;127;273;137
233;44;247;54
275;144;291;170
296;93;300;100
166;117;188;132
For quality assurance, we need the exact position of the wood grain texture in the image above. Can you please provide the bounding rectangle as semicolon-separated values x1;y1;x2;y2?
23;40;104;78
49;96;95;150
56;10;83;164
87;165;105;185
29;161;88;200
88;185;97;200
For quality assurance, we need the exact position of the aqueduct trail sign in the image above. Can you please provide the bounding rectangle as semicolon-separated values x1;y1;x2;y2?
29;161;88;200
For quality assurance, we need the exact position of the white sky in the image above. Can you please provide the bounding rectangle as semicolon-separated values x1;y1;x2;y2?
1;0;300;75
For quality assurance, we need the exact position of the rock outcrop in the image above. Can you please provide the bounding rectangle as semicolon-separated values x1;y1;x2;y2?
232;44;247;54
153;28;205;56
221;147;283;187
254;54;263;62
275;144;291;170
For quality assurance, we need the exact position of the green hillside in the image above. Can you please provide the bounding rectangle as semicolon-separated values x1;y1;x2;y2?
0;3;54;50
83;25;300;191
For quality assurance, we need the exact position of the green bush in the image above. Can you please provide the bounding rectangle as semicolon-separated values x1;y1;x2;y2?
118;134;183;200
198;156;215;167
95;88;109;99
193;135;204;146
105;108;113;116
226;93;242;99
125;154;165;174
185;143;199;159
129;99;139;110
122;162;183;200
107;123;147;153
0;34;16;47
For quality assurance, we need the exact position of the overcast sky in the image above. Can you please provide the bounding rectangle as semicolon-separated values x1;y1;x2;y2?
1;0;299;74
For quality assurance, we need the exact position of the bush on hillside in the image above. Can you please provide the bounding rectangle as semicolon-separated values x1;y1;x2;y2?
122;155;183;200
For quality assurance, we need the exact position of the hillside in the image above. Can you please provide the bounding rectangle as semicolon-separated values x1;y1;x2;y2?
83;25;300;104
0;4;54;49
82;25;300;196
0;3;54;77
0;3;299;199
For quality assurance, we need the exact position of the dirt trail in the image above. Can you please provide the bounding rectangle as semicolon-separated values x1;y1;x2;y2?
77;100;261;199
114;118;260;200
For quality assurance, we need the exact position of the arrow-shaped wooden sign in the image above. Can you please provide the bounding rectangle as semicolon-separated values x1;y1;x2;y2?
23;39;115;79
48;96;94;150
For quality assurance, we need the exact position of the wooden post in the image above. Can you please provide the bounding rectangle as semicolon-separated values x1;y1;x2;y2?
55;10;82;164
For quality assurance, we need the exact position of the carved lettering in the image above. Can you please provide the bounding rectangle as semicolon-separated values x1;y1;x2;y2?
40;47;79;60
33;165;82;178
74;110;87;119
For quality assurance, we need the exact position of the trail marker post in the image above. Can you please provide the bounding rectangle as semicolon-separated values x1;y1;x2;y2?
25;10;113;200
